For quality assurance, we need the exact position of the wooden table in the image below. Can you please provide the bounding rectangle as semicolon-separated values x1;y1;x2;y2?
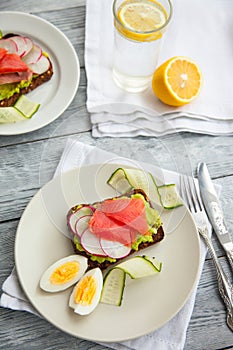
1;1;233;349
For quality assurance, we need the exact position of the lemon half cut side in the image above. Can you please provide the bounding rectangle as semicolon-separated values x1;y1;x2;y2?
152;56;203;107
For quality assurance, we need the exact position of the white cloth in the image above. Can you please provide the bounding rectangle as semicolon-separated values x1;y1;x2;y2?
85;0;233;137
1;139;219;350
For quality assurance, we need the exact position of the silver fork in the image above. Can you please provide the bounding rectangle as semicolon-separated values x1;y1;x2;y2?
180;173;233;332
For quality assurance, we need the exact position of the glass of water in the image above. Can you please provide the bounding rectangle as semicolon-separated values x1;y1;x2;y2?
112;0;172;93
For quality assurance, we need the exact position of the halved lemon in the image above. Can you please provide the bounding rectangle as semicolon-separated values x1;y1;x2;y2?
115;0;168;42
152;56;203;106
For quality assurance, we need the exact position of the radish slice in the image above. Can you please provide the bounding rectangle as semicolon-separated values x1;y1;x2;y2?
27;54;50;74
81;228;107;256
75;215;92;237
10;36;28;57
67;207;94;236
100;239;131;259
0;39;18;54
21;37;33;57
22;44;42;64
67;212;78;236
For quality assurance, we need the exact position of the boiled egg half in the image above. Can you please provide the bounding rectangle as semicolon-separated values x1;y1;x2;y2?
69;268;103;315
40;255;88;292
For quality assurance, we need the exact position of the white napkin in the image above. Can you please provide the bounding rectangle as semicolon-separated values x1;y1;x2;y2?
1;138;215;350
85;0;233;137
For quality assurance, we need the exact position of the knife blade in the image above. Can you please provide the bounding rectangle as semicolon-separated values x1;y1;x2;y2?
197;162;233;271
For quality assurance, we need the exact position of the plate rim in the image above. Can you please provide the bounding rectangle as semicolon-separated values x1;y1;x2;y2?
15;163;201;342
0;11;80;135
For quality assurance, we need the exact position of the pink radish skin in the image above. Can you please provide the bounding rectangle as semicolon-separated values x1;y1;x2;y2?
0;39;18;54
10;36;28;57
67;206;94;237
27;54;50;74
75;215;92;237
22;44;42;65
21;37;34;57
81;228;107;257
100;238;131;259
67;211;78;236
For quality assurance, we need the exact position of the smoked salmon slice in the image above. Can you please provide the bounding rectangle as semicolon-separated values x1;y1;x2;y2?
88;210;133;246
0;52;31;73
89;197;149;246
0;48;7;60
100;198;149;234
0;49;32;84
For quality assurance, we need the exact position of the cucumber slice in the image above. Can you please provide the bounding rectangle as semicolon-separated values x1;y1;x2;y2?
107;167;160;205
117;255;162;278
14;95;40;118
100;255;162;306
107;168;133;194
0;107;26;123
107;167;183;210
142;255;162;272
100;268;126;306
0;95;40;124
157;184;183;209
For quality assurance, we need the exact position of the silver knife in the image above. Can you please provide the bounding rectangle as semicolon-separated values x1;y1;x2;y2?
198;162;233;271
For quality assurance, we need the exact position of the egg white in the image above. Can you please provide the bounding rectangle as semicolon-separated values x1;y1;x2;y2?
69;268;103;315
40;255;88;292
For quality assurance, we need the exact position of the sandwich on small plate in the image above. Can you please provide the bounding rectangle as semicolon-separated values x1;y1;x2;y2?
0;32;53;108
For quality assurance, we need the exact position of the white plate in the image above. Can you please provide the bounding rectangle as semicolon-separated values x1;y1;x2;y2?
15;164;201;342
0;11;80;135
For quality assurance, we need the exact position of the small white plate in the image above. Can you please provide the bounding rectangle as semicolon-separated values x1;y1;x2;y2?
15;163;201;342
0;11;80;135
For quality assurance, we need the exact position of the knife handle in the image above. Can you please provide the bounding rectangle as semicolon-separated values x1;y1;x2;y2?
226;247;233;272
198;227;233;331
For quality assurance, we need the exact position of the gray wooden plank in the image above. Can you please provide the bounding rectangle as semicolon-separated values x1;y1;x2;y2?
0;0;86;12
0;132;232;217
0;309;110;350
185;258;233;350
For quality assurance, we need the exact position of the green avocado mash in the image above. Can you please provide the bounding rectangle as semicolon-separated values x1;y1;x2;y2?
72;193;162;264
131;193;162;230
0;79;32;101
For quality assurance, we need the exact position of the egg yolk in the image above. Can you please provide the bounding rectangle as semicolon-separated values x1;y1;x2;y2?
75;276;97;305
50;261;80;285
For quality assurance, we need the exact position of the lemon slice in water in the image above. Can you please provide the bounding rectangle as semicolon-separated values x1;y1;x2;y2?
116;0;168;41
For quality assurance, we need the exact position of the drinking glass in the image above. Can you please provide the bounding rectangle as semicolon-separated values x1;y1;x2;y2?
112;0;172;93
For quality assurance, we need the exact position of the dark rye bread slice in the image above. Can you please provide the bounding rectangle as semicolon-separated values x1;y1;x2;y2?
0;59;53;107
68;189;165;270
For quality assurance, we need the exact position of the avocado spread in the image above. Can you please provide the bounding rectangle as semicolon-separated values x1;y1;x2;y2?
73;193;162;263
0;79;32;101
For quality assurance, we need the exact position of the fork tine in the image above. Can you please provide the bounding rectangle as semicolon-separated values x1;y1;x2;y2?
191;177;203;212
179;173;203;213
179;174;191;210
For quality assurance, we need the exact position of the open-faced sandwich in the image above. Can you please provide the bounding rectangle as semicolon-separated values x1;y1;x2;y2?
67;189;164;270
40;168;183;313
0;32;53;107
